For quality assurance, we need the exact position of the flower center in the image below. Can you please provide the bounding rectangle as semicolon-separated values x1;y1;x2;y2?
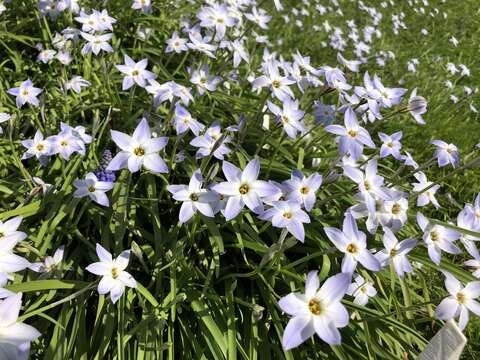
391;203;401;215
300;186;309;194
88;186;96;193
22;89;30;96
134;147;145;156
363;180;370;191
308;298;322;315
346;243;358;254
360;286;368;293
446;147;453;155
239;183;249;195
348;129;358;137
457;292;466;304
132;70;140;76
281;115;289;124
189;193;199;201
387;141;394;148
60;140;68;147
390;248;397;257
36;143;45;151
430;231;439;241
272;80;281;88
111;267;119;279
283;211;292;219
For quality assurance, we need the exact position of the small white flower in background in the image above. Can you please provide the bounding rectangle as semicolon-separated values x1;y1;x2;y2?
267;99;305;139
324;107;376;160
229;40;250;69
21;130;52;166
346;274;377;305
189;65;222;95
115;54;156;90
0;293;41;359
0;216;27;245
96;9;117;31
465;245;480;278
435;271;480;330
456;202;480;258
75;10;100;32
73;172;114;207
29;246;64;276
343;159;388;216
7;79;42;108
197;3;237;40
444;80;453;89
0;218;31;286
62;122;92;142
402;151;419;169
32;177;53;196
189;130;231;160
165;31;188;53
337;52;361;72
449;36;459;47
259;200;310;242
379;131;403;160
132;0;151;14
86;244;137;304
172;103;205;136
37;49;56;64
65;76;91;94
432;140;460;168
375;227;417;277
252;61;296;102
80;32;113;56
278;271;350;349
324;212;381;273
412;171;440;208
211;159;280;221
56;50;73;65
0;112;10;134
283;169;322;212
446;63;458;75
417;212;461;265
146;80;193;107
47;130;84;160
379;196;409;232
167;169;219;223
244;7;272;30
107;118;169;174
187;32;218;58
56;0;79;14
459;64;470;77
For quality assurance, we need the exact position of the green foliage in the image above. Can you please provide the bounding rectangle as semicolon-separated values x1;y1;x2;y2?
0;0;479;359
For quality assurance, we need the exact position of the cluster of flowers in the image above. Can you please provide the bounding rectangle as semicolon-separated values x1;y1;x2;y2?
0;214;137;356
20;120;91;166
1;0;479;356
